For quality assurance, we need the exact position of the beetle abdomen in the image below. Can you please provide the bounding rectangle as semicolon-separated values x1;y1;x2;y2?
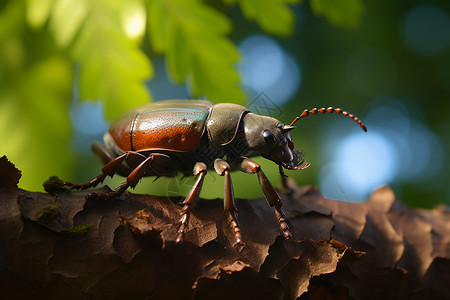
109;100;212;152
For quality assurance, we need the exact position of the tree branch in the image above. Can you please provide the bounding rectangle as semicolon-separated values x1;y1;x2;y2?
0;156;449;299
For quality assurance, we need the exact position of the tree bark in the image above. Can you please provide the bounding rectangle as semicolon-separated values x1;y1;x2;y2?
0;156;449;300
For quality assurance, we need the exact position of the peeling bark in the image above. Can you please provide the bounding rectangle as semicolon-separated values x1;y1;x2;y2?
0;156;449;299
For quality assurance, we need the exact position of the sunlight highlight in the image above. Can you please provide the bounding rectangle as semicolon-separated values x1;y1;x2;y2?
122;0;146;39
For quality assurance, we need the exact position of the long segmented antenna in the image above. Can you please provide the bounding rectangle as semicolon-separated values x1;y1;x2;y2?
290;107;367;132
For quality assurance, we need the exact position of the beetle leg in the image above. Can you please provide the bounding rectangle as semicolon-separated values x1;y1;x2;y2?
64;150;148;191
91;142;133;177
176;162;207;244
278;165;287;190
214;158;243;247
86;153;155;200
279;165;293;194
64;152;130;190
91;142;115;164
234;157;292;239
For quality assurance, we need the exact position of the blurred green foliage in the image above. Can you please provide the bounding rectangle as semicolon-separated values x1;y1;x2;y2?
309;0;362;28
1;0;360;192
0;1;73;190
2;0;448;208
147;0;243;101
224;0;300;36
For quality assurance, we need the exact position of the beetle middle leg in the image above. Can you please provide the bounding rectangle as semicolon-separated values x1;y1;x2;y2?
214;158;243;247
233;157;292;239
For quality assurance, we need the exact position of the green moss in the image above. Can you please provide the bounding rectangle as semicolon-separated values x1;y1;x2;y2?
65;224;92;235
36;203;61;222
43;176;70;194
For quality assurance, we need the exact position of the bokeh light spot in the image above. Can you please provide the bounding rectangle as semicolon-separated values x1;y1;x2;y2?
320;99;444;202
147;57;190;101
401;5;450;56
69;100;108;136
320;131;398;202
122;0;146;39
239;35;302;105
69;100;109;153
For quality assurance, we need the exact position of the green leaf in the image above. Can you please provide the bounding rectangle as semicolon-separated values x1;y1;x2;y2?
147;0;245;103
0;4;26;76
147;0;175;53
0;56;74;192
226;0;301;36
1;1;73;192
26;0;54;29
70;0;153;119
309;0;363;28
49;0;89;47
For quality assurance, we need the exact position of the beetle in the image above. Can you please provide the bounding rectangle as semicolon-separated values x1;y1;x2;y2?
64;99;366;246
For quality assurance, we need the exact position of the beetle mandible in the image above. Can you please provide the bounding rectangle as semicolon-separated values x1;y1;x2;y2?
64;99;367;246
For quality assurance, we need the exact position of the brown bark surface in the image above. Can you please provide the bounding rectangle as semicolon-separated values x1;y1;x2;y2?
1;156;449;299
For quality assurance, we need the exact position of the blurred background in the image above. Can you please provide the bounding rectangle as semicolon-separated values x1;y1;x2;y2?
0;0;449;208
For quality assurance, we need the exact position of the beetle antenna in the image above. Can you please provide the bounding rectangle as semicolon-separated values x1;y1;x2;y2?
290;107;367;132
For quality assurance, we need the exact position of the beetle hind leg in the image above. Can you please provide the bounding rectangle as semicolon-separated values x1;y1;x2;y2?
86;153;155;200
91;142;133;177
176;162;207;244
63;152;130;190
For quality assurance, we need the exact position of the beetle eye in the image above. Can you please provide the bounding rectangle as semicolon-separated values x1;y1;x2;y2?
263;130;276;144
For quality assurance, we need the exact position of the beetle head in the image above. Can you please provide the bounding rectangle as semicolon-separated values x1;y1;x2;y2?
243;113;310;170
242;107;367;170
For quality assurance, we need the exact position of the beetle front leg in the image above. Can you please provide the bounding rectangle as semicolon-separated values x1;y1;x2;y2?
278;164;296;196
176;162;207;244
214;158;243;247
234;157;292;239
